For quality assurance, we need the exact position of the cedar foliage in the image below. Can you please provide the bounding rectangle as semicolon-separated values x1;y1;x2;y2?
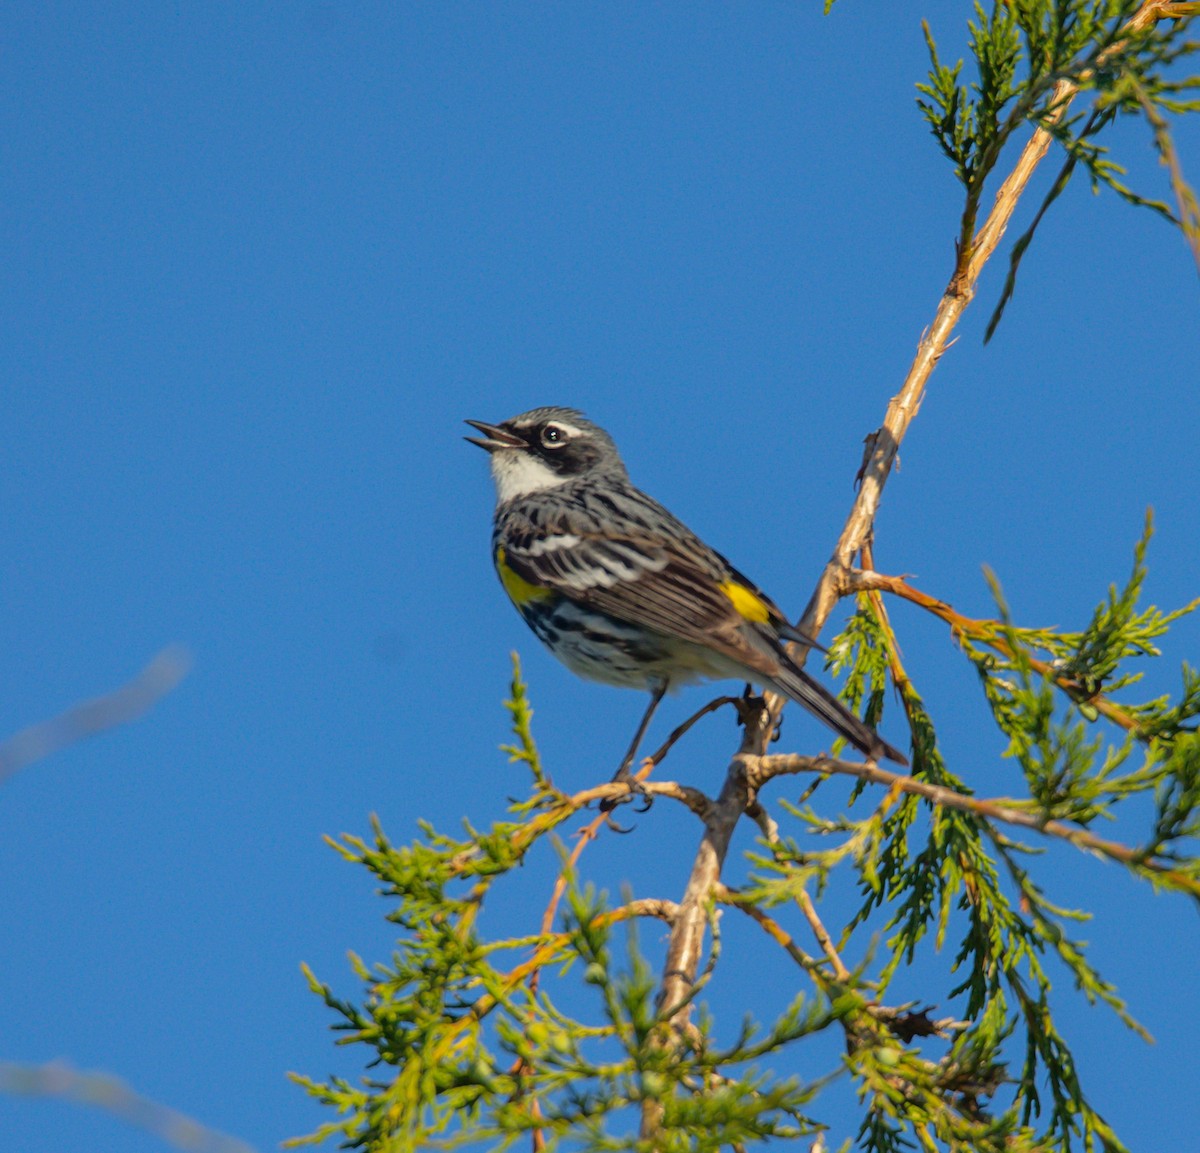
295;4;1199;1150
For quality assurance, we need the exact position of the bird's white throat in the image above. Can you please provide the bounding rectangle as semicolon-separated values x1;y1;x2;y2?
489;449;570;503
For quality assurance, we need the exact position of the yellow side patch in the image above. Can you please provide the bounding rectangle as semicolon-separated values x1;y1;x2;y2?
496;546;552;607
720;579;772;624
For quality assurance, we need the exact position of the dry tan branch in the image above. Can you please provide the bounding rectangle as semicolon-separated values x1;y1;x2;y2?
847;568;1144;731
800;0;1184;645
714;885;822;974
576;777;715;820
641;4;1191;1140
740;752;1199;896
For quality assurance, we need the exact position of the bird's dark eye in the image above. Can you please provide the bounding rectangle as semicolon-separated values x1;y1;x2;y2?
541;424;567;449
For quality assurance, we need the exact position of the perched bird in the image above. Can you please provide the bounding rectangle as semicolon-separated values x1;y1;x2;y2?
466;407;908;800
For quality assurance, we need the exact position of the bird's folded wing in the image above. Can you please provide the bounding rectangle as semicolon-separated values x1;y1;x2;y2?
501;521;787;661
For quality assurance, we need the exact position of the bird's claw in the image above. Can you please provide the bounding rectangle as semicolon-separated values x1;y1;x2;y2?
599;767;653;818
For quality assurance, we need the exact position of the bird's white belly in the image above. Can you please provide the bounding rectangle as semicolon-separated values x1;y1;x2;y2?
519;598;748;692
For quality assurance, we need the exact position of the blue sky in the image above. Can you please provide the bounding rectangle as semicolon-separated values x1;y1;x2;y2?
3;3;1198;1151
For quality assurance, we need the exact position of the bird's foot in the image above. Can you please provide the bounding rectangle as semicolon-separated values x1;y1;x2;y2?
734;687;768;726
599;764;653;818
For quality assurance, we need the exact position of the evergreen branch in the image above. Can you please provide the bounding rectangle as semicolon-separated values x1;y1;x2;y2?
983;105;1109;341
1130;72;1200;274
738;753;1200;897
626;22;1133;1071
501;652;546;788
789;0;1190;649
847;567;1200;735
302;7;1199;1148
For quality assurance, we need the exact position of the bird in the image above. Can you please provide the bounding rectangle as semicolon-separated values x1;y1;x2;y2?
466;407;908;803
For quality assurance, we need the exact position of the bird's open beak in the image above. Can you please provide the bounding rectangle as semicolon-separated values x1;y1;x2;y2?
464;419;527;452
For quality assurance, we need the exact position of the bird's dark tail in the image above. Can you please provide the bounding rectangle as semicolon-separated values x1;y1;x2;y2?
769;655;908;767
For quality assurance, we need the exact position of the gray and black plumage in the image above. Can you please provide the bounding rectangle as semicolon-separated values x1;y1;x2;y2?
466;407;908;787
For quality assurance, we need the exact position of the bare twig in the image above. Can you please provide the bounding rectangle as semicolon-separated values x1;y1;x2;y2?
0;646;192;784
714;885;823;974
644;695;741;768
0;1060;256;1153
538;813;610;942
795;888;851;982
578;778;714;820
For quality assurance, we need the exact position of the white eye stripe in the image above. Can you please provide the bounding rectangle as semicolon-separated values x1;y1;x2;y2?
540;421;577;448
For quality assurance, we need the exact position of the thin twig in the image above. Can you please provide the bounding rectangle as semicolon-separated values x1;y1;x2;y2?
847;568;1146;731
859;542;926;739
0;647;192;783
739;752;1200;896
795;888;852;982
714;885;823;975
0;1061;255;1153
538;814;609;940
644;695;741;768
577;778;714;820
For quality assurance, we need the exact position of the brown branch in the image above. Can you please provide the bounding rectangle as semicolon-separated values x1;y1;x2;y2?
800;0;1180;645
654;706;774;1025
644;695;741;768
577;778;714;820
847;568;1143;731
714;886;822;975
537;812;609;951
858;541;930;744
740;752;1200;897
640;2;1188;1140
795;888;852;982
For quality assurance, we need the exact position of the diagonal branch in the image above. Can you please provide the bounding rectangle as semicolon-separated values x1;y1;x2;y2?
645;10;1183;1136
0;647;192;784
798;0;1182;645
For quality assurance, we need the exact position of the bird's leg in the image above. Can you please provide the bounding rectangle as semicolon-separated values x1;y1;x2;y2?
601;683;666;814
735;684;767;724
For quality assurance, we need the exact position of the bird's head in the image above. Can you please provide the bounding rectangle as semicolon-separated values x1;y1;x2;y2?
465;407;627;502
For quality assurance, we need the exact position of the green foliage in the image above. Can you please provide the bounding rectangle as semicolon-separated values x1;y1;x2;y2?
291;662;834;1151
294;6;1200;1150
740;523;1197;1151
961;514;1200;877
295;521;1197;1151
917;1;1199;337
